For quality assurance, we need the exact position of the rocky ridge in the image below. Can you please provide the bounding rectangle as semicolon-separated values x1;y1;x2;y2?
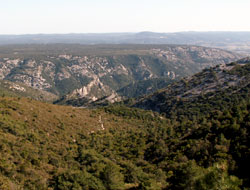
133;57;250;115
0;44;242;105
0;79;58;102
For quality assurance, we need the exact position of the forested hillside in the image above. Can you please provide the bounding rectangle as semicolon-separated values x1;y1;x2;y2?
0;59;249;189
134;58;250;118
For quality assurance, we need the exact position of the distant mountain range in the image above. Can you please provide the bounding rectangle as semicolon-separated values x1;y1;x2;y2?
1;31;250;54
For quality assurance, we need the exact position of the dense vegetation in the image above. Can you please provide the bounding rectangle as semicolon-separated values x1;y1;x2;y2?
0;60;249;189
0;94;249;189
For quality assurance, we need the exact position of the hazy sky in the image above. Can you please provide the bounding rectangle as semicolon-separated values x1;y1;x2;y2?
1;0;250;34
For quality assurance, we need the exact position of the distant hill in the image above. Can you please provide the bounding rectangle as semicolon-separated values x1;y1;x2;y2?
1;31;250;54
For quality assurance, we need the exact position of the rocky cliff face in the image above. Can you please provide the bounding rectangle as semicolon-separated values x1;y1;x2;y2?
0;44;242;104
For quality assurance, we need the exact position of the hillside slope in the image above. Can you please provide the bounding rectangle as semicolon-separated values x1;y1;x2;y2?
0;80;58;102
0;59;249;189
134;57;250;118
0;97;149;189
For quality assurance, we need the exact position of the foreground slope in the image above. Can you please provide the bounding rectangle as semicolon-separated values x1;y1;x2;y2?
0;60;249;189
0;97;160;189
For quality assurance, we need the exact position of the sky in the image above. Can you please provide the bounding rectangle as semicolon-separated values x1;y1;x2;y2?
0;0;250;34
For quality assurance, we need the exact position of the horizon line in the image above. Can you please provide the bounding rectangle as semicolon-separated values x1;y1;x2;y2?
1;31;250;36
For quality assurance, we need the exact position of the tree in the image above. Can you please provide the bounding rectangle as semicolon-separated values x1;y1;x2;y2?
101;163;124;190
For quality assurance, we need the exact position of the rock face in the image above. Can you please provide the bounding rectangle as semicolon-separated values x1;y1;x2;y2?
133;58;250;115
0;44;242;104
69;76;117;102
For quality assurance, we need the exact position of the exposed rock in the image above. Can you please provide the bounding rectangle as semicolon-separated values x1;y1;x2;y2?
0;44;243;106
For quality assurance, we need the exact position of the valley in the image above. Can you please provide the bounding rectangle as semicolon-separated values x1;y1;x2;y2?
0;58;249;189
1;0;250;189
0;44;242;106
0;43;249;189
